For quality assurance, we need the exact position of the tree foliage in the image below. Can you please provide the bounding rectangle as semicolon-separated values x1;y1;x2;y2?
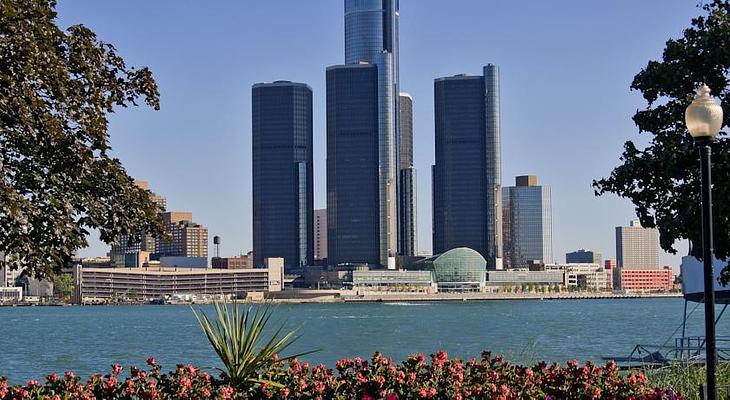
53;272;73;300
593;0;730;284
0;0;164;278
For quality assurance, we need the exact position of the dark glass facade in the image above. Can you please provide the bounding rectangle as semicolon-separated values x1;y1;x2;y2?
252;82;313;271
326;64;380;266
432;66;502;269
345;0;399;263
398;93;417;256
502;179;553;269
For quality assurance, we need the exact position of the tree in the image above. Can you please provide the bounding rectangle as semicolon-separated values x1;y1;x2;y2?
53;272;74;301
0;0;165;278
593;0;730;284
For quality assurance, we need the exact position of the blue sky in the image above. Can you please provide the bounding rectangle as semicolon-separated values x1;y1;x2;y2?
59;0;702;268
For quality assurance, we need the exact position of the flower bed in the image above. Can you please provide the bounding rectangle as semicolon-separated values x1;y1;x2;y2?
0;352;683;399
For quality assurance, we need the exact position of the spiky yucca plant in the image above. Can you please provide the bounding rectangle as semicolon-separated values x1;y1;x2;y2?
192;302;314;389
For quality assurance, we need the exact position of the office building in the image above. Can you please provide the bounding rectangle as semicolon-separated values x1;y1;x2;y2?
344;0;400;265
432;65;502;269
252;81;314;271
615;220;659;269
0;287;22;303
314;209;328;262
619;267;674;292
212;253;253;269
155;212;208;259
326;64;381;266
398;93;417;256
110;181;166;257
566;249;602;266
352;270;436;293
486;270;564;288
545;263;608;291
614;221;665;291
604;259;617;290
0;262;20;287
73;263;283;304
502;175;553;269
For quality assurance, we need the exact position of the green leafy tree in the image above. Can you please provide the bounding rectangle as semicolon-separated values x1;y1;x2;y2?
593;0;730;284
53;272;74;300
0;0;165;278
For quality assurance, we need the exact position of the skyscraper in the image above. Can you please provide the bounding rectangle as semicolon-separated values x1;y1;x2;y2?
398;93;417;256
432;65;502;269
252;81;314;270
344;0;399;265
314;208;327;262
615;220;659;270
502;175;553;269
326;64;380;266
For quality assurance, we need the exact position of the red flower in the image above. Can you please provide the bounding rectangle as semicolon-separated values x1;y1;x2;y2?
146;357;157;366
112;363;123;375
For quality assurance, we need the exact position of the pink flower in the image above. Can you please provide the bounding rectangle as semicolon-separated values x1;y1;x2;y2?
112;363;123;375
218;385;234;400
106;375;118;392
125;380;136;395
386;393;399;400
146;357;156;366
362;394;375;400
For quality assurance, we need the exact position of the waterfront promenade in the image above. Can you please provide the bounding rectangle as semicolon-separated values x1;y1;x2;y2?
264;289;682;303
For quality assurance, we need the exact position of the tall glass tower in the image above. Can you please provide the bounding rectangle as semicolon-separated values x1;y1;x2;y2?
502;175;553;269
344;0;399;266
398;93;417;256
432;65;503;269
252;81;314;271
326;64;381;266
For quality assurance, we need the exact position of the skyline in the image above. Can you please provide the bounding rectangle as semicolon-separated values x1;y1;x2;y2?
57;0;701;268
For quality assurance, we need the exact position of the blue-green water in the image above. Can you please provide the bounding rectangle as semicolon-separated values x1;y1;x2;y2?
0;298;727;383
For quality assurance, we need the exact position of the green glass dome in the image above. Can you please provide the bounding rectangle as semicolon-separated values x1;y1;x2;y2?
415;247;486;291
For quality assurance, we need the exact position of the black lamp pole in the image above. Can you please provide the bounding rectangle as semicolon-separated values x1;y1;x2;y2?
698;136;717;400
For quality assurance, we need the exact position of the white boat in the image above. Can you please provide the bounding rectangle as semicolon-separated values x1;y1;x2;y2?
681;256;730;303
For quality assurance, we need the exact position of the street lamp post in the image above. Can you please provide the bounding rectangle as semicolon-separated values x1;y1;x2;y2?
685;84;724;400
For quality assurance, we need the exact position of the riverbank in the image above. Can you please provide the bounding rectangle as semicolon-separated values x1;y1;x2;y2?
0;290;683;306
265;289;683;303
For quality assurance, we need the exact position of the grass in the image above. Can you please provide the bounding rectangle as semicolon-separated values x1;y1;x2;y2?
644;363;730;400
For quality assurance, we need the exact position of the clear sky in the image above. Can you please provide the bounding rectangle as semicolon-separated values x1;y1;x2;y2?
59;0;702;269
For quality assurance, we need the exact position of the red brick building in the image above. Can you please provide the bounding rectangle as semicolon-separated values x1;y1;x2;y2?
619;266;674;292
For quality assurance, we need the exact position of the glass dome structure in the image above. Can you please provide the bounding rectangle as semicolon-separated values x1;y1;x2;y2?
414;247;486;292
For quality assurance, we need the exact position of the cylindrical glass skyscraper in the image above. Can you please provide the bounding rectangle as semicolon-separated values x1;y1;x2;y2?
344;0;399;267
433;65;503;270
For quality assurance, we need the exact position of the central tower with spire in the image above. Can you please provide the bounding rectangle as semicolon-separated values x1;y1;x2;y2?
337;0;399;267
